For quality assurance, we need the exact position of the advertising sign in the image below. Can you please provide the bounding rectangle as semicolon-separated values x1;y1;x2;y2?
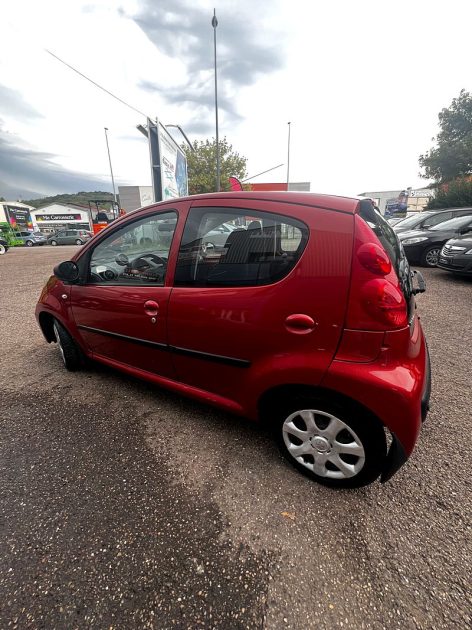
158;123;188;200
5;205;33;230
385;190;409;216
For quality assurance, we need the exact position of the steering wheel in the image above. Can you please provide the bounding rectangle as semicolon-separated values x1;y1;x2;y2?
129;253;167;269
90;266;117;282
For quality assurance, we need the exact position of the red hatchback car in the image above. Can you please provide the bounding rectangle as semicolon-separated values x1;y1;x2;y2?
36;193;431;488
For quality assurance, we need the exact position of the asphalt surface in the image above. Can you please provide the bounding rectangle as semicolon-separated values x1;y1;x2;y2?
0;245;471;630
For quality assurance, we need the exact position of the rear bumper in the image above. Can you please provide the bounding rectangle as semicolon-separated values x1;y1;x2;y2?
322;317;430;482
381;344;431;482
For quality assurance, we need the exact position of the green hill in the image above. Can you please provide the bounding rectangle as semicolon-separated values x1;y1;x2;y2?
23;191;116;209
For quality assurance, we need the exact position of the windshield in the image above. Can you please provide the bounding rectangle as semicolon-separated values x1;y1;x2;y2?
430;215;472;231
394;213;431;229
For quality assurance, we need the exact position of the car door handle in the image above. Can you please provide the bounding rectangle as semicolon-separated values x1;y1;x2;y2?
144;300;159;317
285;314;317;334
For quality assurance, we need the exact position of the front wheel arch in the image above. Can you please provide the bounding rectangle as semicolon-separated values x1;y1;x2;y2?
38;311;56;342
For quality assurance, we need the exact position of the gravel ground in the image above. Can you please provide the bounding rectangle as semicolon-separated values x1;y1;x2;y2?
0;246;471;629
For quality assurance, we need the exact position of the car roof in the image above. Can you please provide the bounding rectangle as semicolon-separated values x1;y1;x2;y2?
429;207;472;213
147;191;361;214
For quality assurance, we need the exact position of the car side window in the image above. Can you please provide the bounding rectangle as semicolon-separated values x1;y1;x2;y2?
175;207;308;287
423;212;451;227
88;211;177;285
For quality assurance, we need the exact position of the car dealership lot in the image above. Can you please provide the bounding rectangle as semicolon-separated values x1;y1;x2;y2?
0;246;470;629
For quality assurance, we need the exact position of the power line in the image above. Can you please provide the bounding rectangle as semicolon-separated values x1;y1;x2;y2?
45;49;149;119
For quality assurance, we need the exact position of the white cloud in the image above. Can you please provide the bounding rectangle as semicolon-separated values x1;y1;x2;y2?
0;0;471;197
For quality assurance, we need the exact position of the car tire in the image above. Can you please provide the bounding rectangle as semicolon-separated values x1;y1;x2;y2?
75;239;83;245
26;240;34;247
273;396;387;488
421;246;441;267
0;244;7;255
53;320;83;371
50;240;58;246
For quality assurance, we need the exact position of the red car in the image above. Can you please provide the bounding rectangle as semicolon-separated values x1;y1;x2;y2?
36;193;431;488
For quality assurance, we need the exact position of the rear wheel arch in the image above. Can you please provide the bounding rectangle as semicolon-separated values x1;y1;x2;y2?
258;384;388;487
258;384;384;427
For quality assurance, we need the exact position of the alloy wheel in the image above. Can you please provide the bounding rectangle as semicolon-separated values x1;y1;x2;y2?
425;248;440;267
53;323;66;366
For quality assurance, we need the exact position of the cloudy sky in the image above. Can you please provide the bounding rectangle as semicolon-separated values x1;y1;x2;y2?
0;0;471;200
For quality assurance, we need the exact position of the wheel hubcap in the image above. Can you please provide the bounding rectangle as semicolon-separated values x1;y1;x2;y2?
282;409;366;479
311;435;331;453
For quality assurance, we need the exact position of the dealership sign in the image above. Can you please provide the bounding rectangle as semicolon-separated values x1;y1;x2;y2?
409;190;434;197
36;214;82;221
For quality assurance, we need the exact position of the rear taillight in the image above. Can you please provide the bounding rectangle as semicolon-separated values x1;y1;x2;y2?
345;215;408;332
362;279;407;328
357;243;391;275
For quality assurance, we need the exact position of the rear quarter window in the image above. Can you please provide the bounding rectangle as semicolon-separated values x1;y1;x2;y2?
175;207;309;287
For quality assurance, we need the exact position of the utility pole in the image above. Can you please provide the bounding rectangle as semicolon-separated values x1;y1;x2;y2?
212;9;220;192
286;122;291;191
104;127;118;217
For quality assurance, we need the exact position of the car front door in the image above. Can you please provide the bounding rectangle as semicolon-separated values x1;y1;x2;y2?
167;200;352;409
69;208;181;378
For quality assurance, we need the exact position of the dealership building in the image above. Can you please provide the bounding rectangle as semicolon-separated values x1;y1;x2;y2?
31;204;92;234
359;188;434;214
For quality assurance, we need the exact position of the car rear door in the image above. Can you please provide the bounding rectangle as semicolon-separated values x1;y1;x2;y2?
167;198;354;409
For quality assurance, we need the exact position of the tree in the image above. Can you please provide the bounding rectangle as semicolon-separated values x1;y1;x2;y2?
426;178;472;209
419;90;472;183
182;137;248;195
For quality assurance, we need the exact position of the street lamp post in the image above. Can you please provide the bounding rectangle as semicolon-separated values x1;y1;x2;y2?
104;127;118;217
286;122;291;190
212;9;220;192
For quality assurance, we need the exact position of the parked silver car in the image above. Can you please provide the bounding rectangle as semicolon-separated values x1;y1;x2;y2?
13;230;47;247
47;230;92;246
202;222;245;250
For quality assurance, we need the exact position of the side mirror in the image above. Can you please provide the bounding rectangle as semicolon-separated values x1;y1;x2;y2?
54;260;79;283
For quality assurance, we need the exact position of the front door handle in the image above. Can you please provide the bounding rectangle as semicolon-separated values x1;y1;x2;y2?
144;300;159;317
285;314;317;335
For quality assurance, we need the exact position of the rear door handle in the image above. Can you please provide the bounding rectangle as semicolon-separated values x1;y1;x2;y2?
144;300;159;317
285;314;317;334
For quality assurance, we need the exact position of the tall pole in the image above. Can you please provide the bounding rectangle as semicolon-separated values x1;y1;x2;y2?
212;9;220;192
286;122;291;190
104;127;118;216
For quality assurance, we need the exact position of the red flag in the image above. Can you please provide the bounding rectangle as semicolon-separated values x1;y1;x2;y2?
228;177;243;191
